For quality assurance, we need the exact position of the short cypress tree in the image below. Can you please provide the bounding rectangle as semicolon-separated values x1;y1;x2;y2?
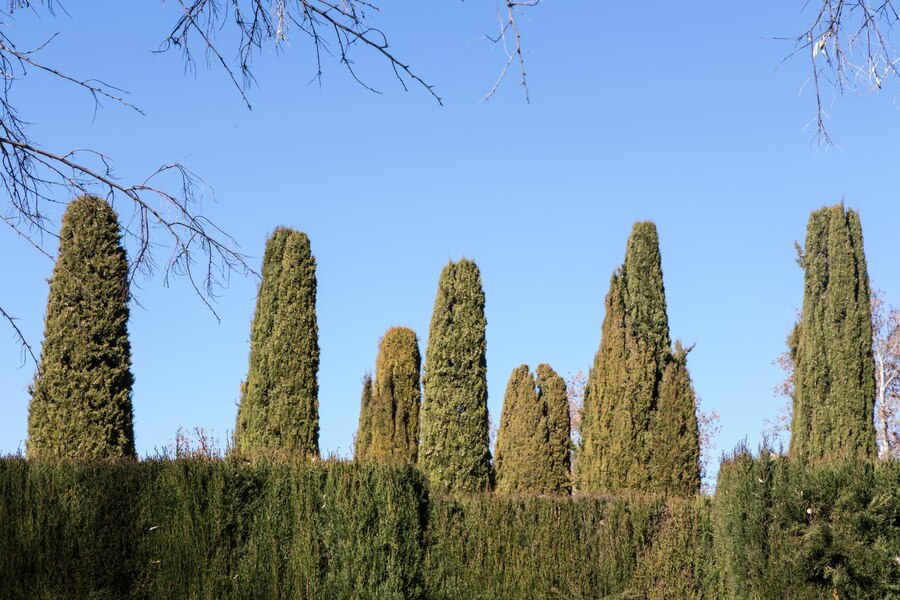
578;221;699;494
27;195;135;460
234;227;320;458
494;365;548;494
419;259;491;494
536;363;572;495
354;373;374;461
356;327;421;464
790;205;876;462
649;342;700;495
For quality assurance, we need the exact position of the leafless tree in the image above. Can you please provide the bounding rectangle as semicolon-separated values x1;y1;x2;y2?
0;1;537;361
872;290;900;459
790;1;900;147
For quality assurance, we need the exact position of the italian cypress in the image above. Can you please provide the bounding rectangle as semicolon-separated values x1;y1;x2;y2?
649;342;701;495
578;221;699;494
536;363;572;495
419;259;491;494
234;227;320;458
494;364;572;495
27;195;135;460
356;327;422;464
354;374;374;461
494;365;547;494
790;205;876;462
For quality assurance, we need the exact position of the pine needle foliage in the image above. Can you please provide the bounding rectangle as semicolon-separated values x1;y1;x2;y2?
419;259;491;494
494;364;571;495
790;205;876;462
578;222;700;494
27;195;135;460
356;327;422;465
234;227;320;458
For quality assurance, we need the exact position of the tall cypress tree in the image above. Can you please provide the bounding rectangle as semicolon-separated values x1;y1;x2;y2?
419;259;491;494
649;342;700;495
790;205;876;462
354;374;374;461
578;221;699;494
494;365;548;494
27;195;135;460
234;227;320;458
356;327;421;464
494;364;572;494
536;363;572;495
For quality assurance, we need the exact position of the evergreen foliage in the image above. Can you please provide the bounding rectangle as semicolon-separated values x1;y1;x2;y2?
27;195;135;460
354;374;374;461
790;205;876;462
494;364;571;495
650;342;701;495
536;363;572;495
234;227;320;458
357;327;422;465
578;221;699;494
419;259;491;494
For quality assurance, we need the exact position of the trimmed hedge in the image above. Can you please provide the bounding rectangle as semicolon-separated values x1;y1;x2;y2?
1;457;897;599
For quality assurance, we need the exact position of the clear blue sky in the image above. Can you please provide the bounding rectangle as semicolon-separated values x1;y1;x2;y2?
2;3;900;478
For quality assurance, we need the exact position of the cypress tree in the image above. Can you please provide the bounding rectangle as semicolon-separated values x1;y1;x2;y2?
234;227;320;458
494;365;548;494
578;221;699;494
494;364;572;494
790;205;876;462
536;363;572;495
419;259;491;494
27;195;135;460
354;374;374;461
356;327;422;465
649;342;700;495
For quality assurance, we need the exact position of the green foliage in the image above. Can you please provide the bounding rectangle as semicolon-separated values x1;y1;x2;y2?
537;363;572;495
357;327;422;465
354;373;375;461
494;364;571;495
234;228;320;459
650;342;701;495
578;222;700;494
419;259;491;494
0;458;427;600
714;449;900;599
424;493;717;600
791;204;876;462
27;195;135;460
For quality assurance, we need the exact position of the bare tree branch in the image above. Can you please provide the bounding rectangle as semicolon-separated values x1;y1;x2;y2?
484;0;538;102
789;0;900;147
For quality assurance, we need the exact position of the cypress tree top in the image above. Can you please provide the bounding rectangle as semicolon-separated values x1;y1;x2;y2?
536;363;572;495
235;227;320;458
27;195;135;460
419;259;491;494
354;373;375;461
356;327;422;465
494;365;548;494
790;204;875;462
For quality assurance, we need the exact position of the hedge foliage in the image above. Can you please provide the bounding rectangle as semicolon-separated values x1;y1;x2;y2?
1;457;897;599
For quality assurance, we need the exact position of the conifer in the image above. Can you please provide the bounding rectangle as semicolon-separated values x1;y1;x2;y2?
790;205;876;461
354;374;374;461
234;227;320;458
578;222;699;494
494;365;547;494
536;363;572;495
649;342;701;495
356;327;421;464
419;259;491;494
27;195;135;460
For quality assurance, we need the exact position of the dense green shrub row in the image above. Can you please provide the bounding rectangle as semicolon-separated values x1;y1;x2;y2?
714;449;900;599
1;457;897;599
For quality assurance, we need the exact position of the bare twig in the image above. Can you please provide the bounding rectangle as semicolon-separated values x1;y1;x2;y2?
484;0;538;102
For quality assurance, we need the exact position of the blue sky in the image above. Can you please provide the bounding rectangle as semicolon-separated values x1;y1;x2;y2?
2;2;900;477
